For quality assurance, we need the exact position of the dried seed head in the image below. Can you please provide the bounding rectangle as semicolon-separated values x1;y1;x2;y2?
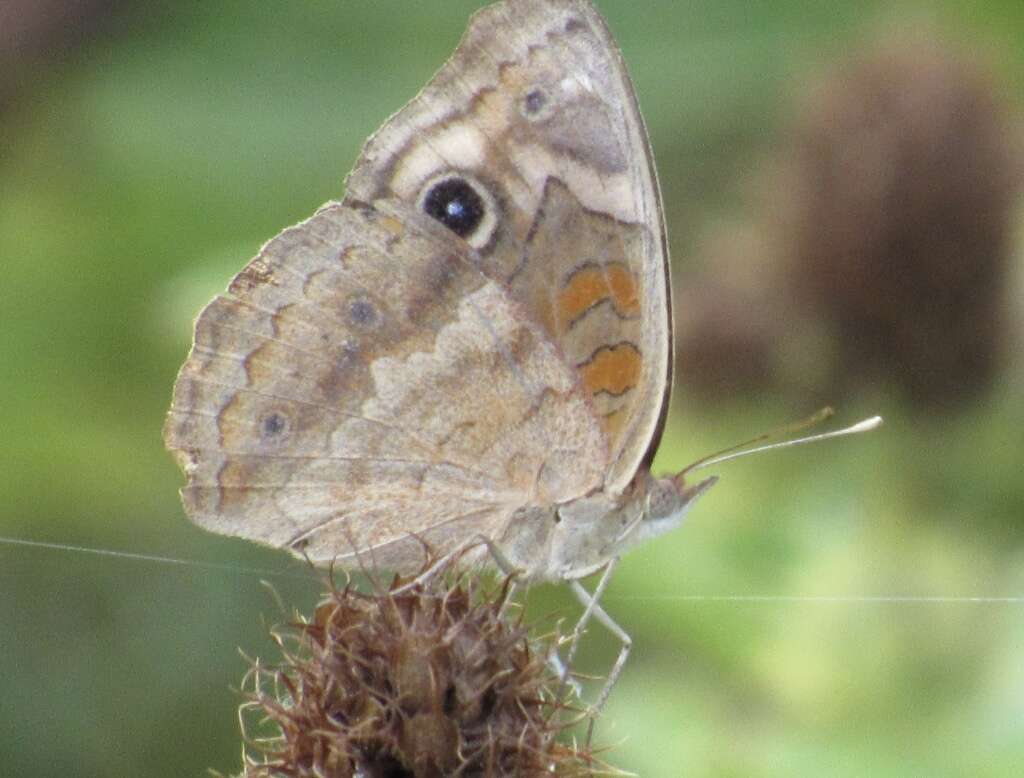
238;564;603;777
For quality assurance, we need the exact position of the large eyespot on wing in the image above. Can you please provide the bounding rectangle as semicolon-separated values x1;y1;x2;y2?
416;171;500;250
163;199;608;572
343;0;671;494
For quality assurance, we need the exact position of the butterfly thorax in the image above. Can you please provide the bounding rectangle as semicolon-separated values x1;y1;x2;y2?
499;470;717;582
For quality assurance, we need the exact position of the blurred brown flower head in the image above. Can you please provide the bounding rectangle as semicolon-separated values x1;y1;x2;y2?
675;27;1022;410
776;28;1023;407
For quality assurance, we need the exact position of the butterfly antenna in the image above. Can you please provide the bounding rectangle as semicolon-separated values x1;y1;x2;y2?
680;408;882;475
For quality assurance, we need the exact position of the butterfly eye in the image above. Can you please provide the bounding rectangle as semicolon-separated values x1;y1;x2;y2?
418;172;498;249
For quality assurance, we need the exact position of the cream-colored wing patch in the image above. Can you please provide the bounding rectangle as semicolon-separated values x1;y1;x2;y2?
164;200;607;570
345;0;671;494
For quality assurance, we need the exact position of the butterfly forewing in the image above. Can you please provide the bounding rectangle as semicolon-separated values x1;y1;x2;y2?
345;0;671;493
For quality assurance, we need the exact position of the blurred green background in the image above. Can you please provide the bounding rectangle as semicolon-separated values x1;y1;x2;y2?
3;1;1023;776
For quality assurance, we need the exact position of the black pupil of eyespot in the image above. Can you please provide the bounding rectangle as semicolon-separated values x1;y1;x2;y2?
263;414;285;436
349;298;377;327
423;178;484;238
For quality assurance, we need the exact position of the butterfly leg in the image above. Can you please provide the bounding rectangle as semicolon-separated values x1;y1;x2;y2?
478;533;520;576
477;535;582;693
392;532;505;595
568;560;631;746
556;562;618;705
563;557;620;672
389;547;461;594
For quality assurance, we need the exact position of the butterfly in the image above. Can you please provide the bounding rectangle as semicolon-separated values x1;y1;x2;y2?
164;0;716;717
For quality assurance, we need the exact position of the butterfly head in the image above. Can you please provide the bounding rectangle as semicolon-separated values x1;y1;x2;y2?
527;472;716;582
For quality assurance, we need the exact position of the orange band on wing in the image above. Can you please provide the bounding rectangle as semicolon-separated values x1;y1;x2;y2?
557;264;640;328
578;342;642;397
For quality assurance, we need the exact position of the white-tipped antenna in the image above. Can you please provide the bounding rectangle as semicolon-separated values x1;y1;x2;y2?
682;413;883;474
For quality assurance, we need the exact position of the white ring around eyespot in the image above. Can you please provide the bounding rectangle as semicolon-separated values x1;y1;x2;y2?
415;171;499;251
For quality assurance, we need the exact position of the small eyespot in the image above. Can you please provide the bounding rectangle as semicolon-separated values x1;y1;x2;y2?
417;172;498;250
522;88;548;116
346;294;379;329
564;16;585;33
260;411;289;440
